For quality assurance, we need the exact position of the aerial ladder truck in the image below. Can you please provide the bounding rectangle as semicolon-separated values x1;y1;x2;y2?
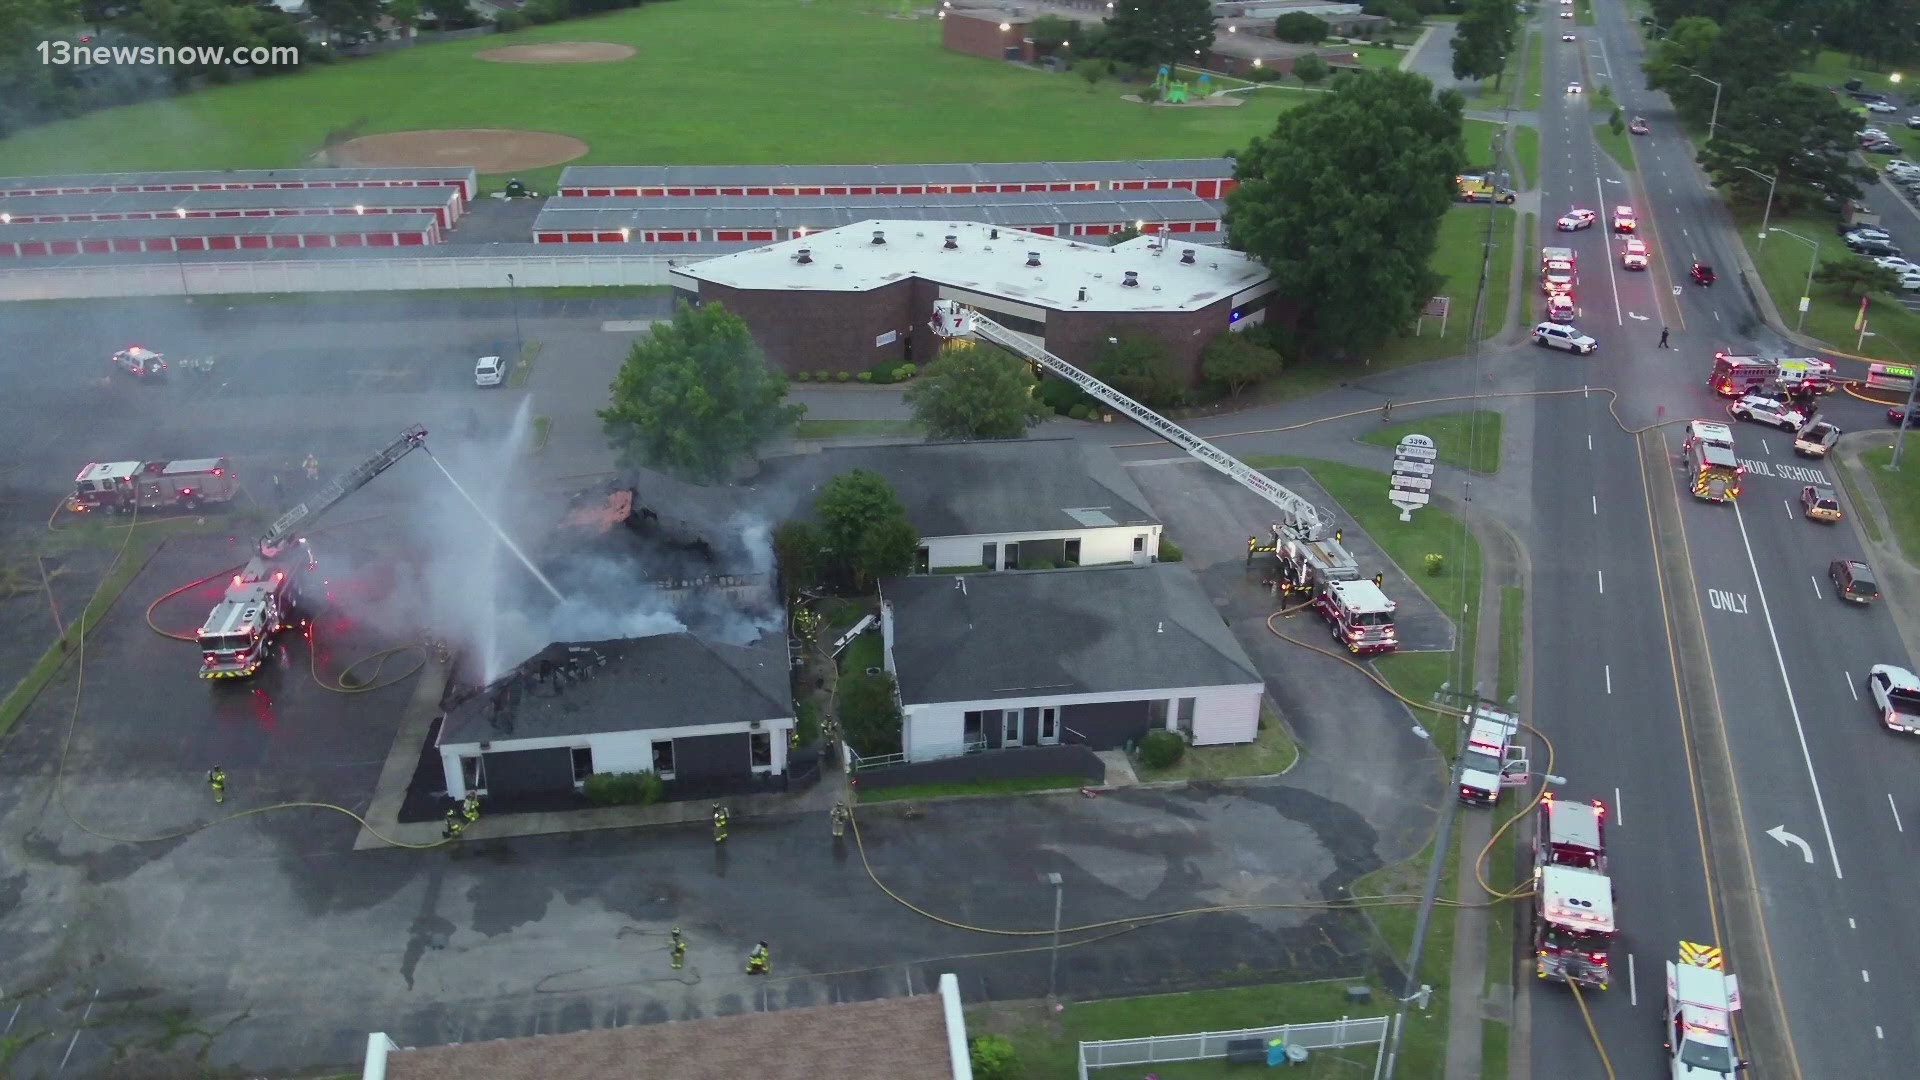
196;426;429;679
928;301;1394;651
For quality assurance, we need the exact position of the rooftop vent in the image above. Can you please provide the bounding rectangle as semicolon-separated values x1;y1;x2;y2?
1181;249;1196;264
944;234;958;249
989;228;999;239
795;248;812;265
1026;251;1041;267
1077;287;1087;302
871;230;886;245
1122;271;1140;288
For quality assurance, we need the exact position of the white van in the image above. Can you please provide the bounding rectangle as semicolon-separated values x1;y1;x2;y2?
474;355;504;387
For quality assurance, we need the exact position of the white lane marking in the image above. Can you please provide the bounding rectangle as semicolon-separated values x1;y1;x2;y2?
1879;1026;1886;1039
1733;502;1845;879
1846;672;1858;700
1605;664;1613;693
58;988;98;1073
1863;969;1871;983
1812;576;1823;600
1628;953;1637;1005
1714;310;1721;321
1597;177;1624;324
1784;499;1793;520
1763;438;1771;456
1588;434;1593;450
1614;786;1623;825
1891;794;1904;833
1593;495;1599;514
1851;917;1857;929
1598;569;1605;593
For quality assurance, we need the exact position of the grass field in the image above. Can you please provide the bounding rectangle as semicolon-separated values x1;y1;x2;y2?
1794;49;1910;97
1595;115;1635;172
1133;700;1298;781
1522;33;1545;111
1859;442;1920;564
1378;206;1516;364
1514;125;1539;189
0;0;1318;188
1738;207;1920;362
1360;410;1505;474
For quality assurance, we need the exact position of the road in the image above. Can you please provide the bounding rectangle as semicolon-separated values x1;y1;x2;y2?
1526;2;1920;1077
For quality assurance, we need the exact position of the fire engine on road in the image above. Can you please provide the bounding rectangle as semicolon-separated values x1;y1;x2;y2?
196;426;428;679
1665;941;1745;1078
1708;352;1836;397
69;458;239;514
112;346;168;379
926;300;1398;650
1533;793;1617;989
1682;420;1743;502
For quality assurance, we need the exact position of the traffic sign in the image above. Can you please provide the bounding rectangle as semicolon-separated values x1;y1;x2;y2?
1389;434;1435;521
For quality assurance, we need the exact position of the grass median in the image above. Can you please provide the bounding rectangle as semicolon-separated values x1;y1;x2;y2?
1360;410;1505;474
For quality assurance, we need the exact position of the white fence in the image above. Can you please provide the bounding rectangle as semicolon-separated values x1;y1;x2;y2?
0;250;709;300
1078;1014;1392;1079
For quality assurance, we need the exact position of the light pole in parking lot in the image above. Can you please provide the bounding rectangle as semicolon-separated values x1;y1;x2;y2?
1759;226;1819;333
1676;65;1723;143
506;272;524;360
1737;167;1779;243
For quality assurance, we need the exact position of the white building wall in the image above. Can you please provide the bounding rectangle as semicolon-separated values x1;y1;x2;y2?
923;524;1161;571
902;681;1263;762
439;717;793;798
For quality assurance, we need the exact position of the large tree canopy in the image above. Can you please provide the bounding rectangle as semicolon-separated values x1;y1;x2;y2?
903;342;1051;441
1101;0;1214;69
598;301;805;484
1698;82;1874;211
1225;68;1465;358
1451;0;1516;85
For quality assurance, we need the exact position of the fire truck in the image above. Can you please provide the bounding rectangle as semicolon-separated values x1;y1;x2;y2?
1533;793;1616;989
1457;705;1527;805
1541;247;1577;294
70;458;239;514
1682;420;1743;502
112;346;167;378
1708;352;1837;397
1664;941;1745;1078
926;301;1397;650
196;426;428;679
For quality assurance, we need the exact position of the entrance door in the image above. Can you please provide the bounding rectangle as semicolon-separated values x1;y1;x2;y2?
1002;710;1020;745
1038;707;1059;745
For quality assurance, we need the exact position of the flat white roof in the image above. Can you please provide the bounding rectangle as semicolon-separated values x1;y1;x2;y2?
674;218;1269;314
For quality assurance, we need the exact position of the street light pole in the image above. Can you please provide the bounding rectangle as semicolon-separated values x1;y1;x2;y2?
506;272;524;360
1738;167;1778;245
1762;227;1820;333
1677;66;1723;143
1046;872;1064;1000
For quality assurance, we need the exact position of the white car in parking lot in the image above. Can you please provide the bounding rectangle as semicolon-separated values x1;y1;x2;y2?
1868;665;1920;733
1875;256;1920;275
1533;322;1597;353
1868;100;1899;113
474;355;504;386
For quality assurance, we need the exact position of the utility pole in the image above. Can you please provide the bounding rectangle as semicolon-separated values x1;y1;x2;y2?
1046;872;1064;1000
507;272;525;360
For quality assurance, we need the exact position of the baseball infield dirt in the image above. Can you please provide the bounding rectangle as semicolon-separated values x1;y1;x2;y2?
330;129;589;173
475;41;636;64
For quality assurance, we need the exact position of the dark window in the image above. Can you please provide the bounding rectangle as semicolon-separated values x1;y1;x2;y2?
1177;697;1196;736
460;755;485;791
1148;699;1170;729
571;747;593;783
982;542;997;568
1003;542;1020;569
1133;535;1147;552
1063;539;1081;566
969;305;1045;337
652;740;675;777
915;546;930;573
750;731;772;767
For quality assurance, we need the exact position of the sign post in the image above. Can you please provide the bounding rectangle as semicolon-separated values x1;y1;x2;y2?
1389;434;1436;521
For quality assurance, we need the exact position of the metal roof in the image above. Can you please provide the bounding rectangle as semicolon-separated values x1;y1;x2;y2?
0;187;458;216
1538;866;1616;929
1543;798;1603;852
0;167;476;194
0;240;760;269
559;158;1234;188
0;213;441;242
673;219;1264;313
535;190;1220;233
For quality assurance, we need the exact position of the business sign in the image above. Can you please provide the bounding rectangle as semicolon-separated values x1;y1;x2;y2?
1389;434;1436;521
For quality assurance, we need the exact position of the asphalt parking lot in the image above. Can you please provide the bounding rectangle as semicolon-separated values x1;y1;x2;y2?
0;297;1410;1077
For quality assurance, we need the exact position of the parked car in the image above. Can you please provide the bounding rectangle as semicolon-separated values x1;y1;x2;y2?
474;355;504;387
1845;226;1894;242
1848;236;1903;257
1801;485;1844;522
1562;32;1577;41
1875;256;1920;275
1868;100;1899;113
1532;322;1597;354
1888;403;1920;425
1865;141;1902;154
1829;559;1881;604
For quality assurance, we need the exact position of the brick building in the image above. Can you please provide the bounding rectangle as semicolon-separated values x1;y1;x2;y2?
668;218;1280;386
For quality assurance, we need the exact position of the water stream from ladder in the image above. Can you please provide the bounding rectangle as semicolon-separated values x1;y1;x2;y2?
423;449;566;603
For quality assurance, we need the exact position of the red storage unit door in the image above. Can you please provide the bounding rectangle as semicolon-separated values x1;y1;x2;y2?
849;187;873;196
239;235;270;249
397;232;424;245
1169;221;1193;233
20;241;50;256
1193;220;1219;232
616;188;640;197
111;238;143;252
566;233;594;243
140;238;173;251
177;236;207;251
716;231;746;242
745;230;775;241
336;233;365;246
1028;225;1055;236
597;232;626;242
1193;180;1220;199
587;188;612;197
207;235;239;250
536;233;564;243
268;234;300;248
694;188;718;196
81;239;112;253
1219;179;1239;197
49;240;81;254
367;233;396;246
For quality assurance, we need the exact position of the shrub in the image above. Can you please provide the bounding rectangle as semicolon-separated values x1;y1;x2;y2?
856;371;873;382
1038;374;1098;416
583;771;663;806
970;1035;1021;1080
493;9;529;30
1069;404;1093;421
793;370;810;381
1249;65;1283;83
1139;728;1186;769
837;371;853;382
1021;556;1057;570
815;370;831;381
1138;83;1161;104
1158;537;1184;562
897;363;916;378
1425;553;1445;576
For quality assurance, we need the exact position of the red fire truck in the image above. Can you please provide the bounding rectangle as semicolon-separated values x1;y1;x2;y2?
69;458;239;514
1315;579;1397;654
1708;352;1837;397
1534;793;1617;990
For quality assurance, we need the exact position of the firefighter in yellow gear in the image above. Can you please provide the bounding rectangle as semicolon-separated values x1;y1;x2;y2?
746;941;770;975
442;809;466;840
670;928;687;970
207;767;226;804
1373;572;1384;588
831;801;850;837
462;792;480;824
712;803;729;844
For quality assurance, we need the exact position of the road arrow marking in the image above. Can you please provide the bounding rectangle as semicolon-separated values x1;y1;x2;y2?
1604;178;1623;184
1629;312;1649;321
1767;825;1814;864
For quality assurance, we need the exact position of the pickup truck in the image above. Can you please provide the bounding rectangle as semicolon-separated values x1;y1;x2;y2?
1794;420;1840;457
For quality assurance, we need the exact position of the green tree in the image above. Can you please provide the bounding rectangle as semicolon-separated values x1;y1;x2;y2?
1101;0;1214;69
1091;333;1184;407
904;342;1051;441
838;671;902;756
1272;10;1328;41
1451;0;1514;85
1698;82;1874;211
421;0;476;27
1384;1;1423;27
1609;105;1625;136
1075;57;1110;89
1201;331;1284;395
386;0;418;35
1812;258;1901;301
1225;68;1465;357
308;0;384;42
969;1035;1021;1080
598;301;805;484
1029;13;1077;52
1292;51;1330;85
773;520;825;601
815;470;919;592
